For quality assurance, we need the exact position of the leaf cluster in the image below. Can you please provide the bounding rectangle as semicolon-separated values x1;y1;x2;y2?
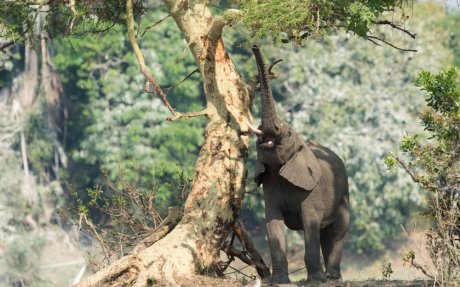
238;0;407;43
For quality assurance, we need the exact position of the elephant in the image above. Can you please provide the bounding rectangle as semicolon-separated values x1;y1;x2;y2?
250;45;350;285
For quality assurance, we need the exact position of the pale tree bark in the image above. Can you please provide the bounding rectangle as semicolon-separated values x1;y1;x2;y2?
13;39;39;205
77;1;255;286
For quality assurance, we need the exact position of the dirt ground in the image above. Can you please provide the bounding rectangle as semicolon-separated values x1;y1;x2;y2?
176;275;434;287
29;225;437;286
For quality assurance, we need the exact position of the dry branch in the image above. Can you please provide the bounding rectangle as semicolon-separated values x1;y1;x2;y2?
403;250;435;279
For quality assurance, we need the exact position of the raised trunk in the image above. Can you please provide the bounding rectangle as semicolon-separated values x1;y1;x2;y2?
77;1;254;286
252;45;280;134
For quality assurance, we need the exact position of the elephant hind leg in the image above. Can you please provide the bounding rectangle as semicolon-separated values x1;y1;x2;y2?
320;224;334;268
325;202;350;280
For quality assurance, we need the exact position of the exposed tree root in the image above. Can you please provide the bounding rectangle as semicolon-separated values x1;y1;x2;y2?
77;224;198;287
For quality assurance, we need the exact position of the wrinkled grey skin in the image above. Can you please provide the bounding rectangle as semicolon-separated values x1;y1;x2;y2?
252;45;350;285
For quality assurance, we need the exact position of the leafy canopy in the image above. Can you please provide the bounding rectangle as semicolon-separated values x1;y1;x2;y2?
239;0;407;42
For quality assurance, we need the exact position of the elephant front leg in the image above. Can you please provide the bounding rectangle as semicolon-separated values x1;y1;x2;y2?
266;218;290;284
301;208;327;284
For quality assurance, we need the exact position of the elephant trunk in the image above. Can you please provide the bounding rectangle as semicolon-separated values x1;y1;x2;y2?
252;45;281;136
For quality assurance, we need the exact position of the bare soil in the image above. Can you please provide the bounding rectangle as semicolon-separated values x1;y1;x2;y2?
176;276;434;287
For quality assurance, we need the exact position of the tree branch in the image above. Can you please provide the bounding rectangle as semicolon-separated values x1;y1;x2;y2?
132;206;183;253
390;153;438;191
367;35;417;52
403;250;434;279
232;220;271;280
166;109;210;122
373;20;416;39
164;68;199;94
140;14;170;37
126;0;176;116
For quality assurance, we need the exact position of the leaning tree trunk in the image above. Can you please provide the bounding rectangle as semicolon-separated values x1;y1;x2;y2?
77;1;253;286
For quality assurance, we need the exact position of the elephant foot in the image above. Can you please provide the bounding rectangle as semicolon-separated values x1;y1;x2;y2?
305;273;327;286
269;273;291;285
326;268;342;281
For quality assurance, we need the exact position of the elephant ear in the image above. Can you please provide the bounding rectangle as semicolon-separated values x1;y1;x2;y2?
254;162;266;187
279;145;321;191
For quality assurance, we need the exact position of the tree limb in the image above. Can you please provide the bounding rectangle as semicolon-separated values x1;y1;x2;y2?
367;35;417;52
373;20;416;39
166;109;210;122
126;0;176;116
140;14;170;37
403;250;434;279
232;220;271;280
132;206;183;253
164;68;199;94
390;153;438;191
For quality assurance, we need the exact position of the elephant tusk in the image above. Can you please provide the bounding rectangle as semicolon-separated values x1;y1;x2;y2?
247;122;263;136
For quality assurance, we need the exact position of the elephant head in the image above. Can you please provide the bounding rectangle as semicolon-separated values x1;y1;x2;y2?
252;45;321;191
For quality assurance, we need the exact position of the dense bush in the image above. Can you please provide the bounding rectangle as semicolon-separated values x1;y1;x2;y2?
387;67;459;284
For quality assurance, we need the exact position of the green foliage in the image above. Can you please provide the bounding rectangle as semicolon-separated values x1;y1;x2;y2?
0;0;146;47
381;261;394;280
391;67;460;284
239;0;407;42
